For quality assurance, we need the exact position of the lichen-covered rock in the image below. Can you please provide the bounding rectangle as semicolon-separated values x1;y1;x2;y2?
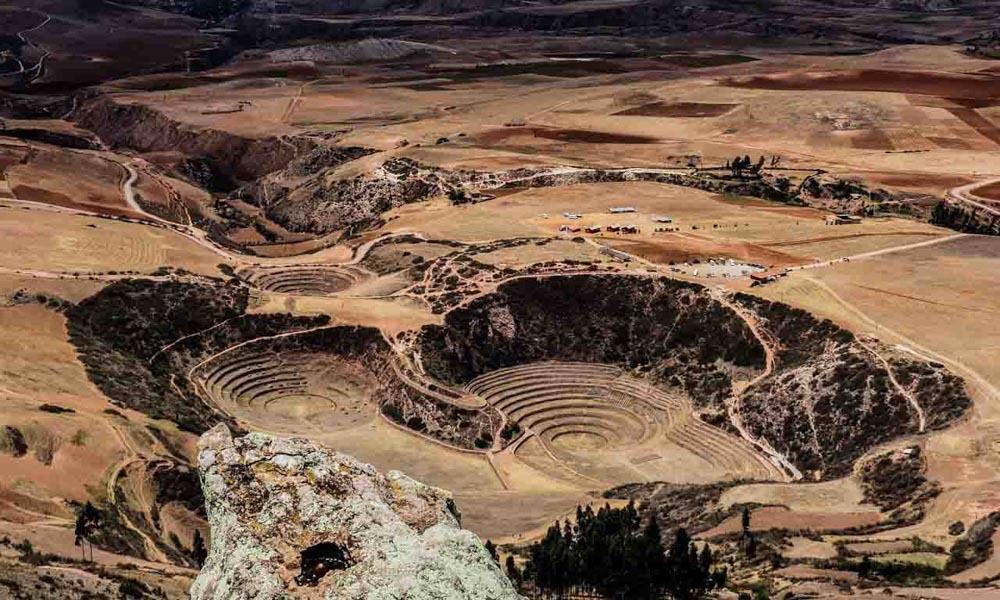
191;425;521;600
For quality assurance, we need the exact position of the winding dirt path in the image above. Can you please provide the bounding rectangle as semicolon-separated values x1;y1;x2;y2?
786;233;967;272
855;336;926;432
947;177;1000;218
103;419;171;565
1;12;51;79
710;288;803;481
801;275;1000;406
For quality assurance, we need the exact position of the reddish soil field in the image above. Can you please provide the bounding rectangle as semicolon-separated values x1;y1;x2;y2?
11;185;137;218
946;108;1000;146
702;506;881;537
926;136;973;150
774;565;858;582
764;231;940;248
866;172;974;192
613;102;738;118
852;128;894;150
944;97;1000;109
973;181;1000;201
606;234;805;268
723;69;1000;99
475;127;659;145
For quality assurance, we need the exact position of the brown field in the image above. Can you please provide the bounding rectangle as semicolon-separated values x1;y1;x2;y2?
0;205;223;276
474;126;660;145
701;505;883;537
851;128;895;150
612;102;739;118
973;180;1000;201
1;142;141;218
724;69;1000;100
946;107;1000;147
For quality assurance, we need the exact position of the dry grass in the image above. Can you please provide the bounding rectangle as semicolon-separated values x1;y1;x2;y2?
0;205;222;276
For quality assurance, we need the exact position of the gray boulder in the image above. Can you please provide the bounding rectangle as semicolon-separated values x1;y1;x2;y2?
191;425;521;600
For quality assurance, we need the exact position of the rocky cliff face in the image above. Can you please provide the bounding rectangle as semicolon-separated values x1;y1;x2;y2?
74;97;309;184
191;425;521;599
931;199;1000;236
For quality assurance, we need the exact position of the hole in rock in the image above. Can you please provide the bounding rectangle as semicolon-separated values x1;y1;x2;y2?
295;542;354;586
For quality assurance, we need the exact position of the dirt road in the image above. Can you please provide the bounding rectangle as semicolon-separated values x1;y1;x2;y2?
786;233;967;272
947;177;1000;218
710;288;802;481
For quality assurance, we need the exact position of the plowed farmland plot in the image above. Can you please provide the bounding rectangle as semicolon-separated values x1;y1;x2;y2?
469;362;782;486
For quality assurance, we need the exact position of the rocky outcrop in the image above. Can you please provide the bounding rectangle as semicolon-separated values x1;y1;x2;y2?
73;97;310;183
931;199;1000;236
191;425;521;600
269;158;452;234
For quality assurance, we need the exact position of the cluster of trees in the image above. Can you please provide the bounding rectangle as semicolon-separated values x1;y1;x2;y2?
725;155;766;178
519;502;725;599
74;501;101;562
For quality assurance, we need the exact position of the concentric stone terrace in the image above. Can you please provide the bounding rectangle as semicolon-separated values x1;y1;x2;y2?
468;362;783;485
237;265;367;296
197;349;376;433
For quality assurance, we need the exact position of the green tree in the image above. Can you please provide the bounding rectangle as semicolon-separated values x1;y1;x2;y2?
525;504;676;599
859;555;872;578
505;554;521;586
699;545;713;584
74;501;100;562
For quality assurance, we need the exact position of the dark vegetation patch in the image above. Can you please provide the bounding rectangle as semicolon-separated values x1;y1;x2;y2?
0;128;98;150
520;501;723;599
606;481;743;537
530;128;659;144
66;279;327;433
153;464;205;515
888;359;970;430
75;501;150;561
931;200;1000;236
0;425;28;457
656;53;757;68
946;512;1000;575
822;556;946;586
425;60;628;82
38;404;75;414
859;446;940;524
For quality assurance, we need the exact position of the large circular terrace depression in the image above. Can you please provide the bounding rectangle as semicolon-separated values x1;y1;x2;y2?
197;349;377;434
417;273;965;486
237;264;367;296
466;361;782;485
